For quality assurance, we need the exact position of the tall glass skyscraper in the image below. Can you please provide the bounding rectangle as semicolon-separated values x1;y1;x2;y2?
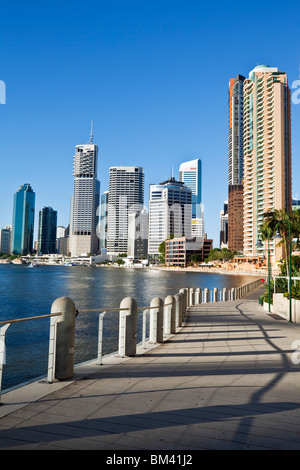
11;183;35;254
38;206;57;254
179;158;203;238
69;127;100;257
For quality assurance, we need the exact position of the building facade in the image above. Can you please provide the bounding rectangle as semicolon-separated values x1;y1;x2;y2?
128;209;148;259
179;158;204;238
107;166;144;254
228;74;245;253
165;235;213;267
99;191;109;252
219;201;228;248
11;183;35;254
38;206;57;254
0;226;11;253
69;132;100;257
243;65;292;260
148;177;192;257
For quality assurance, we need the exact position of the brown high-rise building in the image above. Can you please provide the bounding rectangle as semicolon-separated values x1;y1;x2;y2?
228;184;243;252
228;75;245;252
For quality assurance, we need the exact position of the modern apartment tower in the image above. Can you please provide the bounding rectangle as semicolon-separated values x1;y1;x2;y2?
179;158;204;238
228;74;245;252
148;177;192;257
69;126;100;257
11;184;35;254
107;166;144;254
38;206;57;254
243;65;292;259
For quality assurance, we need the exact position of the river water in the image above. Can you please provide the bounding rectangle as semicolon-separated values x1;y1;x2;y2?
0;264;256;391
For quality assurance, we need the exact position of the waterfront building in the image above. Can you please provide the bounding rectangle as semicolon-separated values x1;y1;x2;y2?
219;201;228;248
69;127;100;257
38;206;57;254
0;226;11;253
99;191;109;252
128;209;148;259
179;158;204;238
107;166;144;254
165;235;213;267
148;177;192;257
243;65;292;260
228;74;245;253
292;198;300;211
11;183;35;254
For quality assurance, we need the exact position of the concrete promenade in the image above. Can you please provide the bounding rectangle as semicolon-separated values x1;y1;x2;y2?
1;286;300;450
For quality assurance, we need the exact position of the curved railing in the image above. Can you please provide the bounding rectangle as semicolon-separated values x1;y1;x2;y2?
0;278;262;403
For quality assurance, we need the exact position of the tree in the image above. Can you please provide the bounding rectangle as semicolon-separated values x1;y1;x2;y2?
263;209;299;274
158;241;165;262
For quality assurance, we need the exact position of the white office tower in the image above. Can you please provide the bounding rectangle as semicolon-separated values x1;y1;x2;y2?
148;177;192;257
128;209;148;259
69;127;100;257
179;158;204;239
107;166;144;254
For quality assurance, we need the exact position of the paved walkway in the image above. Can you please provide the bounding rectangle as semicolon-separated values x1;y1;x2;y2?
1;287;300;450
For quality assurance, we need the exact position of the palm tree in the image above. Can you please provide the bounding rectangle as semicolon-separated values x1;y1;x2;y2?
263;208;299;274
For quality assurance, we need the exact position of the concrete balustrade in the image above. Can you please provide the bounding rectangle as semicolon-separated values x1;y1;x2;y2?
0;277;263;401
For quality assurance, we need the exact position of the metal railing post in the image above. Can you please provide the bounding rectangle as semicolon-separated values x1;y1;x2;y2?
0;324;9;404
97;311;107;365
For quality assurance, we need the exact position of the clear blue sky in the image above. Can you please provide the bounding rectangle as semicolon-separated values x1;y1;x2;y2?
1;0;300;246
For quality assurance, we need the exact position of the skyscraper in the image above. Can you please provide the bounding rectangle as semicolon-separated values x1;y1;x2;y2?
107;166;144;254
243;65;292;259
69;125;100;257
179;158;204;238
38;206;57;254
148;177;192;257
228;74;245;253
11;184;35;254
0;226;11;253
99;191;109;252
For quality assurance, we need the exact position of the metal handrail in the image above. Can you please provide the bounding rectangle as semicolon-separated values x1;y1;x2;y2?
0;312;62;326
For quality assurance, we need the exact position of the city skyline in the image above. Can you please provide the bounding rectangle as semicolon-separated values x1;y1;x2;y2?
1;1;300;246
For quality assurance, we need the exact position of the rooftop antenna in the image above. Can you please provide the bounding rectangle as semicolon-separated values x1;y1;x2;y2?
88;120;94;144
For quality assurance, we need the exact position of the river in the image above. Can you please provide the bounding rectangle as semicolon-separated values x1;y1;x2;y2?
0;264;257;392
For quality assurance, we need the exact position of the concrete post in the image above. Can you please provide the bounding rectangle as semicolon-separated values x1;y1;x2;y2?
174;293;182;327
164;295;175;335
231;288;235;300
179;288;187;318
195;287;201;304
203;288;209;303
223;288;227;301
213;288;218;302
149;297;164;343
50;297;76;381
118;297;137;357
189;288;195;306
